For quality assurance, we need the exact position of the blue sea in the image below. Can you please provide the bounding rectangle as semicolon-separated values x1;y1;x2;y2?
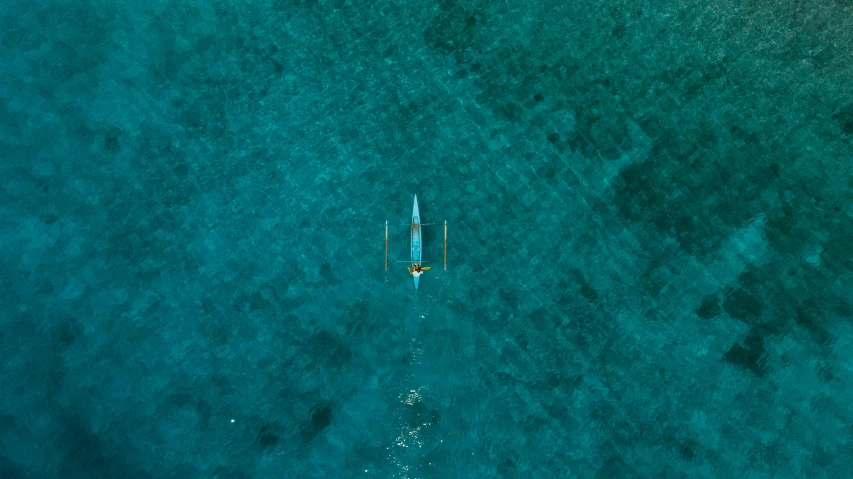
2;0;852;477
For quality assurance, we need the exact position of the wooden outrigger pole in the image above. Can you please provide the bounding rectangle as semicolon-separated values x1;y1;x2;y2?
444;220;447;270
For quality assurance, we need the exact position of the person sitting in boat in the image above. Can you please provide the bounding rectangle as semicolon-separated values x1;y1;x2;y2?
408;263;428;276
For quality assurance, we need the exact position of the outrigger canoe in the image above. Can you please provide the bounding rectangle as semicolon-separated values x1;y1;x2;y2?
411;195;422;289
385;195;446;290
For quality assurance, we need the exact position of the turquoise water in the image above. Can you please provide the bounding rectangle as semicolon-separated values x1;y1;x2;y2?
2;0;852;477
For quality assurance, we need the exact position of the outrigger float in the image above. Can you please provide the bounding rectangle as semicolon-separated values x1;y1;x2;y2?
385;195;446;290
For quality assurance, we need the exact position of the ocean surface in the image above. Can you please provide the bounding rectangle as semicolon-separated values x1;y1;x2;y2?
2;0;852;477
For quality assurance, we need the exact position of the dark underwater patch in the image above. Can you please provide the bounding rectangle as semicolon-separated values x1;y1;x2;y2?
301;404;332;441
722;287;763;321
832;104;853;135
696;294;721;319
678;439;699;461
596;453;629;479
723;330;767;377
256;423;281;449
816;363;835;383
161;392;213;428
497;457;517;477
794;300;831;345
57;417;150;479
498;287;519;310
612;161;665;222
104;129;121;153
567;106;633;160
423;0;480;59
311;405;332;429
571;268;600;303
342;300;383;342
211;374;233;396
0;456;26;479
319;261;340;285
53;314;84;349
307;331;352;369
210;466;252;479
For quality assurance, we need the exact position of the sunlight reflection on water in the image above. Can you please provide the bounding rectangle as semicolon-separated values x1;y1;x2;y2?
385;332;433;477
